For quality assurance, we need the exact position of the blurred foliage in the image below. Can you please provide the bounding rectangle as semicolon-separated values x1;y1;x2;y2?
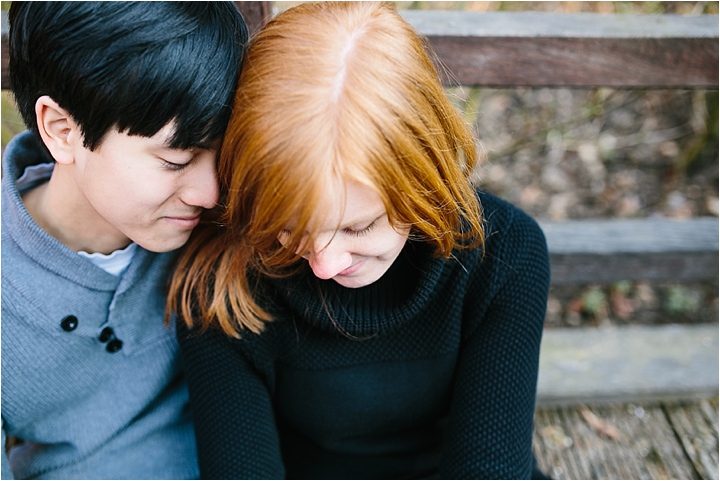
665;285;702;315
581;286;608;318
2;91;23;150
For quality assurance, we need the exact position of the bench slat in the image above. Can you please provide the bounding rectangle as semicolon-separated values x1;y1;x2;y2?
537;324;719;407
541;218;719;284
402;11;719;88
2;10;719;89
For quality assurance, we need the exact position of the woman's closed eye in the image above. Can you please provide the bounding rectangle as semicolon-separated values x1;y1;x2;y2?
343;220;376;237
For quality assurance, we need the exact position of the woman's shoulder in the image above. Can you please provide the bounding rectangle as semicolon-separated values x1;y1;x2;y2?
476;189;548;254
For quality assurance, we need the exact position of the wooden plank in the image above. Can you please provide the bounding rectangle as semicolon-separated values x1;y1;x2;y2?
427;36;718;88
534;403;699;479
540;217;719;284
233;1;272;36
701;397;719;438
664;400;720;480
3;11;719;89
534;408;589;479
537;324;719;407
402;11;718;38
547;251;719;284
400;11;719;88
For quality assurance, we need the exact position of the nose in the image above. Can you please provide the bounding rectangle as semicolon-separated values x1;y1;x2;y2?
180;152;219;209
305;239;353;280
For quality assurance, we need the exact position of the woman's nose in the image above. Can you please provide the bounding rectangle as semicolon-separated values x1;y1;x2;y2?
305;241;353;279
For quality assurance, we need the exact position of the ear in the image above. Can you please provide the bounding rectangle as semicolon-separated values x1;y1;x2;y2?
35;95;81;166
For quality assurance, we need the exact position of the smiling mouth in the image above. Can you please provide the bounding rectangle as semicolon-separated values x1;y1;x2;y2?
164;215;201;229
337;260;365;277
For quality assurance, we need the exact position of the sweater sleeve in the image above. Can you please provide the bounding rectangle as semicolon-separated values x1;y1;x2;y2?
439;207;550;479
177;319;285;479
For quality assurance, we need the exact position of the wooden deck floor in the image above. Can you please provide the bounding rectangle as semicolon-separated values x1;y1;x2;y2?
533;397;719;480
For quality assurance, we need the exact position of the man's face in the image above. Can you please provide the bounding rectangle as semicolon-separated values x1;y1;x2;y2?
70;124;219;253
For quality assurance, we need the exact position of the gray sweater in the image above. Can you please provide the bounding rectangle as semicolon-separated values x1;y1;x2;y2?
1;131;198;479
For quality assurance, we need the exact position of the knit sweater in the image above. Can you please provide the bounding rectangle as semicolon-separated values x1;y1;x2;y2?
178;191;550;480
1;131;198;479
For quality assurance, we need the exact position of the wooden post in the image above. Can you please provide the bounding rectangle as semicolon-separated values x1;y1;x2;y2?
234;2;273;37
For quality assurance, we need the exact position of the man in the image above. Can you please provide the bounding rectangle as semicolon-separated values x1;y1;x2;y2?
1;3;247;478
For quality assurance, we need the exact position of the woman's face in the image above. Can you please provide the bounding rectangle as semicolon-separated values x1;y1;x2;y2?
278;180;410;288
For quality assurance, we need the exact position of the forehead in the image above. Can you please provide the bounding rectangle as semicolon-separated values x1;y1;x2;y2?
309;179;386;230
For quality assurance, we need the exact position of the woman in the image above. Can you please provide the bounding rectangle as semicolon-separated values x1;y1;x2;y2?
169;2;550;479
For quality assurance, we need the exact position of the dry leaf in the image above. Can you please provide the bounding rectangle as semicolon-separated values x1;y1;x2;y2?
580;406;622;441
610;289;635;319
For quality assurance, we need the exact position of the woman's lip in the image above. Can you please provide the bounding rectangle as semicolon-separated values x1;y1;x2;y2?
337;260;365;277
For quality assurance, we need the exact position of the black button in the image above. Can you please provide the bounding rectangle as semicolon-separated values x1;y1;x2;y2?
99;327;114;343
106;339;123;353
60;315;78;332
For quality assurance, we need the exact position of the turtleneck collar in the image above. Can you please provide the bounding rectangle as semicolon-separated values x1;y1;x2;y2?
268;241;468;338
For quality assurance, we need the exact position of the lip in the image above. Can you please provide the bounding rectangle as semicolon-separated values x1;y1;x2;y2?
337;260;365;277
164;215;201;230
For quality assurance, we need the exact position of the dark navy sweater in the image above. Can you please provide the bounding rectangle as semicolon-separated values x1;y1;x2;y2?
178;192;550;479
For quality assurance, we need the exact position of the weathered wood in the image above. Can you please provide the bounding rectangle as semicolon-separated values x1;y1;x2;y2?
537;324;719;407
400;11;719;88
534;408;585;479
541;217;719;284
665;401;720;480
547;251;719;284
2;10;718;89
534;402;700;479
428;36;718;88
402;11;718;38
234;1;272;37
701;397;719;438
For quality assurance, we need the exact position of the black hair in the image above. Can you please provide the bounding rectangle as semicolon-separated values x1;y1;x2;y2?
9;1;248;150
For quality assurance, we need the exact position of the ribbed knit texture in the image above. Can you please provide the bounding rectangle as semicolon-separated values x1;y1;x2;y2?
2;131;198;479
178;191;550;480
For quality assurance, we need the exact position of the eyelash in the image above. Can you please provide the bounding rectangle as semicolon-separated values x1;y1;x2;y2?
162;160;190;172
344;220;376;237
281;220;377;240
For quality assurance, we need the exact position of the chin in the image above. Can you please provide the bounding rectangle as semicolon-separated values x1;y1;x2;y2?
136;235;189;253
333;274;379;289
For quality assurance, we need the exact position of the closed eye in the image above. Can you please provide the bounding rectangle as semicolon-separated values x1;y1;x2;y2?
161;159;190;172
343;219;376;237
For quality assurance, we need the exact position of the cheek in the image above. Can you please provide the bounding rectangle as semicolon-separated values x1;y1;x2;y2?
363;229;409;258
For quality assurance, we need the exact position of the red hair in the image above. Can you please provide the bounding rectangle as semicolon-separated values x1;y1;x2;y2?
167;2;484;338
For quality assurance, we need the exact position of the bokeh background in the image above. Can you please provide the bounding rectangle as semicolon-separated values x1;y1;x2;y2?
2;1;718;329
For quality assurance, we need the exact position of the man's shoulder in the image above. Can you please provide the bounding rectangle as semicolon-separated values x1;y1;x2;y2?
2;131;52;181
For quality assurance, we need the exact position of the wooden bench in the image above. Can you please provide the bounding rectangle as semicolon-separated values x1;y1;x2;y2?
3;0;718;408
